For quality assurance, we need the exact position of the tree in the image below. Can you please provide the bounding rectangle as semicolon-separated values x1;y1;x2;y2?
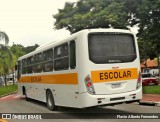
10;44;26;59
53;0;140;33
0;31;13;86
24;44;39;54
133;0;160;76
138;38;156;60
10;44;39;57
0;31;9;45
135;0;160;57
10;44;27;85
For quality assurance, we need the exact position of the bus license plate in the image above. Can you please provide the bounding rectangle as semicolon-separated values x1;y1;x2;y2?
111;83;121;89
149;82;154;85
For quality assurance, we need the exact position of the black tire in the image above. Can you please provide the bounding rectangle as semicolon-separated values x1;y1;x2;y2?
24;88;29;101
46;90;57;111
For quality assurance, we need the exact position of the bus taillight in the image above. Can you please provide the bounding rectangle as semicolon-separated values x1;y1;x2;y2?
136;72;141;89
87;82;92;87
85;75;95;94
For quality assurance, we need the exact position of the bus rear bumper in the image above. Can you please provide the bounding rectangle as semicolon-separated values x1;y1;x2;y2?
80;88;142;108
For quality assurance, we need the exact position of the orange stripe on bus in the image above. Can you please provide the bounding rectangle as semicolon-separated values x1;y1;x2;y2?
18;73;78;84
0;119;8;122
91;68;138;83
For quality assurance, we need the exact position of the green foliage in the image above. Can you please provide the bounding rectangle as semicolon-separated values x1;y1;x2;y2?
0;31;13;76
24;44;39;54
53;0;135;33
10;43;39;62
0;31;9;45
138;38;156;60
0;49;13;74
0;31;39;81
10;44;26;59
136;0;160;59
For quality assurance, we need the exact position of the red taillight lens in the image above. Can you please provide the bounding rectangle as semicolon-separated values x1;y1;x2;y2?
85;75;95;94
138;77;141;83
87;82;91;87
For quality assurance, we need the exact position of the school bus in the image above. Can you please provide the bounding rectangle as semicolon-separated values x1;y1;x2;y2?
17;29;142;110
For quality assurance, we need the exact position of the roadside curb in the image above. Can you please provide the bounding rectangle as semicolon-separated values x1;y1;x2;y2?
0;90;18;98
139;101;160;106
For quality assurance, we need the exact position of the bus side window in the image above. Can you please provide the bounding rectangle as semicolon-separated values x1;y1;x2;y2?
34;53;43;73
22;59;27;74
43;49;53;72
54;43;69;71
27;56;34;74
54;46;62;58
70;41;76;69
63;43;68;56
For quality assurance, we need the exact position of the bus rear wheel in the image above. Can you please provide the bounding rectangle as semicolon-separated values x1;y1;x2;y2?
46;90;57;111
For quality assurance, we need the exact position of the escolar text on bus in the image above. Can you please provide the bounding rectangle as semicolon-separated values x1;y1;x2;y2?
100;71;131;80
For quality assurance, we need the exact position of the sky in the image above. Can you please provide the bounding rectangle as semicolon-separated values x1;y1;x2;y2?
0;0;78;46
0;0;138;47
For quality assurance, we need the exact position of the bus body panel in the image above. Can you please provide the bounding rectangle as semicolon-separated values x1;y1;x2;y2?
79;88;142;108
18;78;81;108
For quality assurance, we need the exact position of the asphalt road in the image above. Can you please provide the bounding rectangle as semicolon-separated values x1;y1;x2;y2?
0;94;160;122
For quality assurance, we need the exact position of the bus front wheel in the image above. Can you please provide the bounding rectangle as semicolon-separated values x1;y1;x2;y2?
23;87;29;101
46;90;57;111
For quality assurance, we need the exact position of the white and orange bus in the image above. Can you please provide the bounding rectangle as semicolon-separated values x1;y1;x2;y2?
17;29;142;111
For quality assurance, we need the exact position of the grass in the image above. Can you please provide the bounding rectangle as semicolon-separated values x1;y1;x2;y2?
0;84;18;96
143;85;160;94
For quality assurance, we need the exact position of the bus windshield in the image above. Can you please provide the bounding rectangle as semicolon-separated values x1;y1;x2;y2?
88;33;137;64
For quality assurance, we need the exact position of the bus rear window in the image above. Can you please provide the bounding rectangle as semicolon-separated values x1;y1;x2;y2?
88;33;136;64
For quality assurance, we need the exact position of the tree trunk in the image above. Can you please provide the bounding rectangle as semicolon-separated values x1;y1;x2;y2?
158;56;160;77
4;75;7;86
12;68;15;85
